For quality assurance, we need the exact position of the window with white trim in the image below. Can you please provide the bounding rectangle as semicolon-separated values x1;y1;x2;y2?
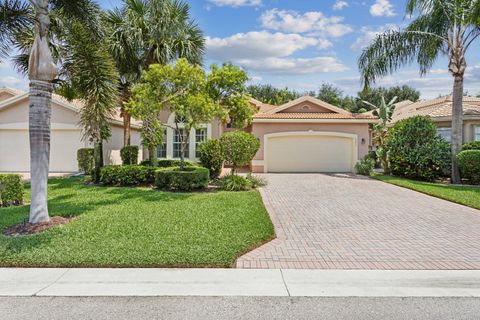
156;133;167;159
195;128;207;158
173;129;189;158
437;127;452;143
475;126;480;141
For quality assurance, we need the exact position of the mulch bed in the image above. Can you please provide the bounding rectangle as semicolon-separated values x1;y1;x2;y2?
3;216;76;237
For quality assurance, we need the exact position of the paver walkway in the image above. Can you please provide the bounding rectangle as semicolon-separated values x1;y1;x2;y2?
236;174;480;269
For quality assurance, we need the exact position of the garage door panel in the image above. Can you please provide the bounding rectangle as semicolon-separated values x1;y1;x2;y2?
266;134;355;173
0;129;84;172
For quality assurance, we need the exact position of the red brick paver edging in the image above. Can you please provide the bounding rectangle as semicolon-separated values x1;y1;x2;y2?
236;174;480;270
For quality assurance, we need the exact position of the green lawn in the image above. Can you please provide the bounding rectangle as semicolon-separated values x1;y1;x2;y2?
0;177;274;267
372;174;480;210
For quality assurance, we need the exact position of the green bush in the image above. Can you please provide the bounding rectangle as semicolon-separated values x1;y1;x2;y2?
355;158;375;176
386;116;451;181
157;159;192;168
218;175;252;191
220;131;260;174
462;141;480;151
120;145;139;165
199;139;223;179
0;174;23;206
100;165;156;186
457;150;480;185
246;173;267;188
155;166;209;191
77;148;95;175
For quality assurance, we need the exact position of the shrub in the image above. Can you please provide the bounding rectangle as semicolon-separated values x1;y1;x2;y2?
386;116;451;181
246;173;267;188
355;158;375;176
199;139;223;179
220;131;260;174
462;141;480;151
100;165;156;186
457;150;480;185
218;175;252;191
0;174;23;206
157;159;192;168
120;145;139;165
77;148;95;175
155;166;209;191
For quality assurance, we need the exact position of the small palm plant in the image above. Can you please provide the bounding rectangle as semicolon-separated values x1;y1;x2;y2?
363;96;397;174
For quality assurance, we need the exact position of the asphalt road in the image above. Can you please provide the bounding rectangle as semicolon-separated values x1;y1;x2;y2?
1;297;479;320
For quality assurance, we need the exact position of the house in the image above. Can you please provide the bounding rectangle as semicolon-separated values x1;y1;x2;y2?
391;96;480;143
156;95;378;173
0;87;142;172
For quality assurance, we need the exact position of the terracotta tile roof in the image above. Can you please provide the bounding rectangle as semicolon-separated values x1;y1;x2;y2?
253;112;377;120
0;87;141;127
392;96;480;122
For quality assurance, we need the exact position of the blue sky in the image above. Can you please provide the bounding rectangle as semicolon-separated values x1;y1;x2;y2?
1;0;479;98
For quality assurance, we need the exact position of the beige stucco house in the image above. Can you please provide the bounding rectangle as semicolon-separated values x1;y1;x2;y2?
0;88;377;174
0;87;142;173
391;96;480;143
154;95;377;173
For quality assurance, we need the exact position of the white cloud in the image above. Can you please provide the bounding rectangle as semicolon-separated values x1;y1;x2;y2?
0;76;23;87
351;24;397;50
206;31;318;60
237;57;348;74
208;0;261;7
260;9;352;38
333;0;349;11
370;0;396;17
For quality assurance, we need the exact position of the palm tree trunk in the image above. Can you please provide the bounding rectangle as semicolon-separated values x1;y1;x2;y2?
28;0;57;224
93;141;104;183
451;75;464;184
29;80;53;223
123;111;131;146
148;146;155;163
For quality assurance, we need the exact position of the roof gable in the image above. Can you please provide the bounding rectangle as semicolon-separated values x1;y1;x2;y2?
267;96;350;115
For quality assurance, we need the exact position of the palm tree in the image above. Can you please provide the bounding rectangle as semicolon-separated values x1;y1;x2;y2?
104;0;205;147
0;0;109;223
358;0;480;184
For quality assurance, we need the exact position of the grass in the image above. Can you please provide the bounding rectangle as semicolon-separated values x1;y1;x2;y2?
0;177;274;267
372;174;480;210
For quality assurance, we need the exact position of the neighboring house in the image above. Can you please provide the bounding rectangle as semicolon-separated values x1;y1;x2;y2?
391;96;480;143
0;87;142;173
156;95;378;173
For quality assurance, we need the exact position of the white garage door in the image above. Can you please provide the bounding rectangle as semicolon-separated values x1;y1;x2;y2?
265;133;357;173
0;129;84;172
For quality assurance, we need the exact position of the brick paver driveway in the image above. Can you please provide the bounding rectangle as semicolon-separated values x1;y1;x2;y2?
236;174;480;269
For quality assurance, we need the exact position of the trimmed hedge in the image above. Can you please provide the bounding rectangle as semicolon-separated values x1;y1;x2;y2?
120;145;139;165
0;174;23;207
155;166;209;191
220;131;260;173
139;159;193;167
462;141;480;151
457;150;480;185
198;139;223;179
77;148;95;175
100;165;156;186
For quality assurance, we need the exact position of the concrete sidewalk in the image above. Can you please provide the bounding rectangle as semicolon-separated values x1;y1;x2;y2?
2;268;480;297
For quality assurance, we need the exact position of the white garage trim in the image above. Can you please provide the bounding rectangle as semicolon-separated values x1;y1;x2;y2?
263;131;358;173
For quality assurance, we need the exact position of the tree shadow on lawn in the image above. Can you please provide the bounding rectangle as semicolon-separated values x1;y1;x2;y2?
0;178;195;254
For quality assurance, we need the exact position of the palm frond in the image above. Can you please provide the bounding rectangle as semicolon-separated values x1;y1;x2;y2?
0;0;32;61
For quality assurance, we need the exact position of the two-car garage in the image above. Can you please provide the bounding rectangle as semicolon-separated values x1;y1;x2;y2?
264;132;358;173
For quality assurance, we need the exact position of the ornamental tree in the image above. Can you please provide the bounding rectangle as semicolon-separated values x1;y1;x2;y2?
129;58;218;169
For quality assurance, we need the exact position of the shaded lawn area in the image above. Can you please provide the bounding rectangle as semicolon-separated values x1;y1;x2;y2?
0;177;274;267
372;174;480;210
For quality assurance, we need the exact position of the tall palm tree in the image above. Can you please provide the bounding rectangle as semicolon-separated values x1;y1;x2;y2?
105;0;205;147
0;0;109;223
358;0;480;184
